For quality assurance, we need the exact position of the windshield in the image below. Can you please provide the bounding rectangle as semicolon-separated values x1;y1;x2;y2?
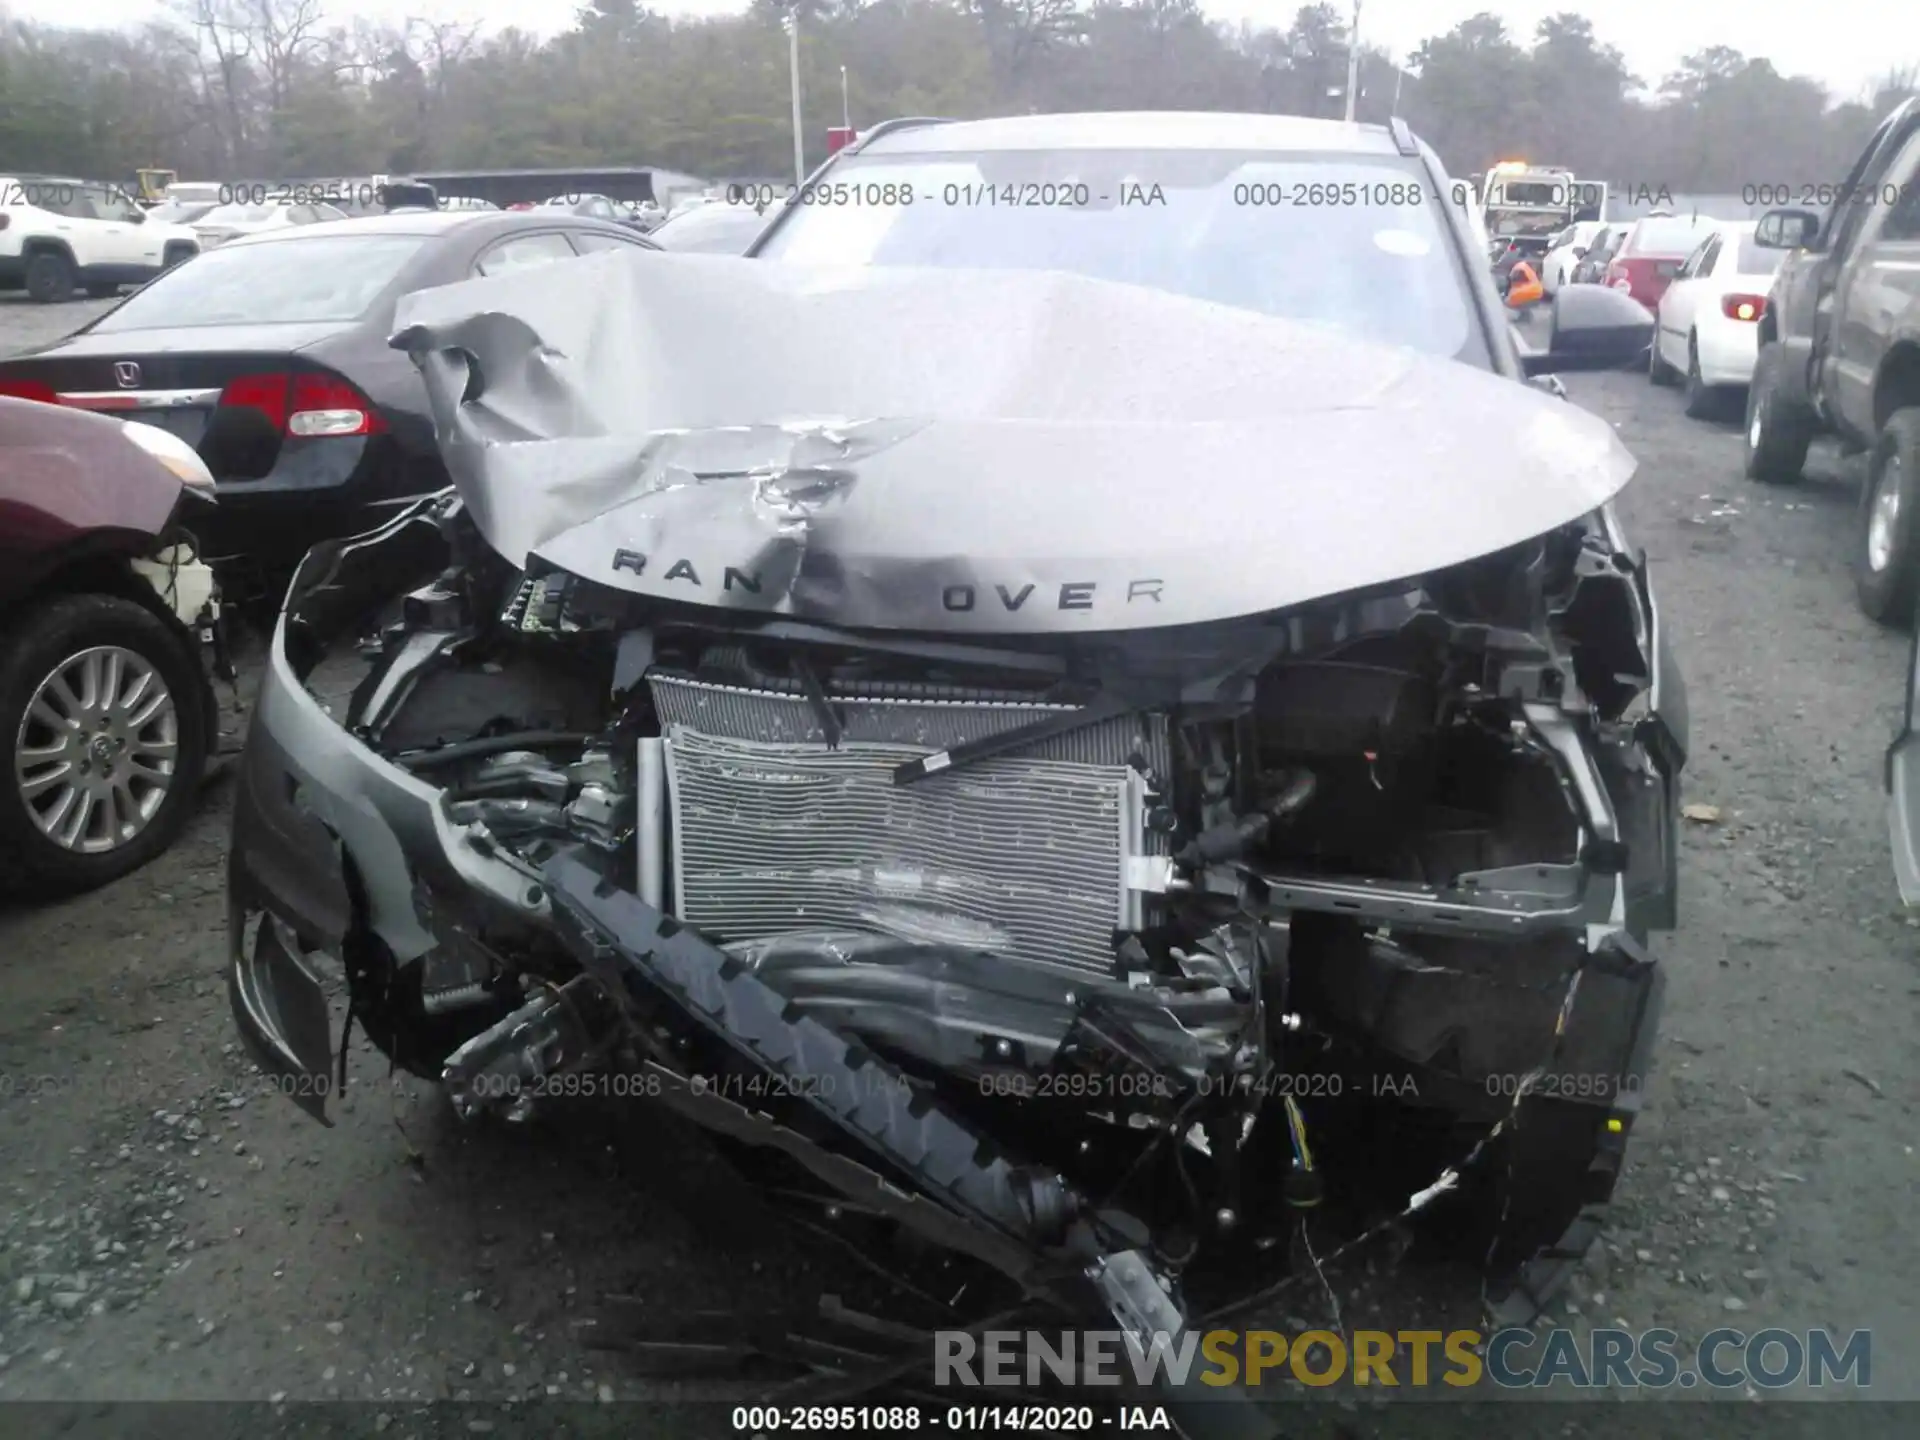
756;148;1483;364
1734;235;1786;275
652;204;769;254
1496;180;1566;207
91;234;428;330
198;203;279;226
1628;217;1716;254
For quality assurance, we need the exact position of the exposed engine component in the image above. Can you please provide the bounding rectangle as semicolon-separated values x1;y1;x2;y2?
652;671;1171;977
443;974;618;1121
315;515;1673;1260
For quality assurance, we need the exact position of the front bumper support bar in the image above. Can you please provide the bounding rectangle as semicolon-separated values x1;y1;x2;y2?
536;846;1276;1439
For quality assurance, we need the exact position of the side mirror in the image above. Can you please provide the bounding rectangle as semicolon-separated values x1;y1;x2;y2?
1520;284;1655;377
129;210;146;224
1755;207;1820;250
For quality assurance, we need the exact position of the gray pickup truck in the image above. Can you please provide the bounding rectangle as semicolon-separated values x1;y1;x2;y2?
1743;96;1920;622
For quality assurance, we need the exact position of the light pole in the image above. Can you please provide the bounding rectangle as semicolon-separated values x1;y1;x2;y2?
840;64;850;130
1343;0;1361;123
786;7;805;187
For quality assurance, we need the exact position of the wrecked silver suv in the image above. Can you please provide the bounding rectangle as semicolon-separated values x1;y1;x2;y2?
228;221;1683;1416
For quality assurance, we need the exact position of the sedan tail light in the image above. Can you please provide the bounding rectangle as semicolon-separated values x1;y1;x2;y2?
1722;293;1768;322
216;371;386;437
0;378;60;405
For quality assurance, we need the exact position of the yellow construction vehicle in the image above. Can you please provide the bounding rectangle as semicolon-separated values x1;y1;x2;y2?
133;168;178;205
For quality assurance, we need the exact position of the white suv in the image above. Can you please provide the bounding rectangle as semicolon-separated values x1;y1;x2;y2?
0;177;201;303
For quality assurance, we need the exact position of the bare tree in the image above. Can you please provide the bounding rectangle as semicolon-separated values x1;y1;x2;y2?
970;0;1085;85
170;0;257;166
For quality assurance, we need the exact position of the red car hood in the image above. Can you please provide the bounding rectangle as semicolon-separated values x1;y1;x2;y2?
0;398;185;607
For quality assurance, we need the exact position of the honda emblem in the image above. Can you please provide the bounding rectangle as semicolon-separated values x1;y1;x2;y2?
113;361;141;388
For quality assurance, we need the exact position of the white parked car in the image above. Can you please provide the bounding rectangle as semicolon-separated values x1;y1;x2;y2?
0;176;200;302
1540;220;1607;295
191;200;348;248
157;181;224;209
1648;220;1788;419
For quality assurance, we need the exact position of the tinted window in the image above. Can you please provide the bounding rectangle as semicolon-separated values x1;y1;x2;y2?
1627;218;1716;254
650;204;769;254
757;149;1482;364
28;186;87;219
1500;181;1563;206
81;185;144;222
1733;236;1785;275
90;234;428;330
477;232;578;276
91;186;144;222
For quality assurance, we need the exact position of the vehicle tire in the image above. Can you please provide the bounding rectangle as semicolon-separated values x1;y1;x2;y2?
1648;331;1681;386
23;250;75;304
0;595;209;898
1743;341;1815;484
1682;335;1730;420
1854;408;1920;626
85;283;120;299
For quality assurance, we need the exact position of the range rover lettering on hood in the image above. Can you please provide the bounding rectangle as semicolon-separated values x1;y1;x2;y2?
606;546;1164;612
391;250;1636;634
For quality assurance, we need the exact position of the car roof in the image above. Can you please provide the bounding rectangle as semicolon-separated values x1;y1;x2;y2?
1627;213;1715;235
219;210;581;246
856;111;1404;158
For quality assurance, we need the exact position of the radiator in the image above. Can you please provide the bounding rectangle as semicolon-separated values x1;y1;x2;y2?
648;672;1170;979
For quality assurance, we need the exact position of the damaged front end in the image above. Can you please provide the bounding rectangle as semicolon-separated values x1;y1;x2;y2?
228;256;1686;1421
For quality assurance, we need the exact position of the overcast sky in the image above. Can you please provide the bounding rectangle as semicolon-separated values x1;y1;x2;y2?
10;0;1909;103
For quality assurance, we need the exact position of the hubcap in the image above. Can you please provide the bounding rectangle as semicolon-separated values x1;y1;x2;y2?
13;646;178;854
1868;455;1904;573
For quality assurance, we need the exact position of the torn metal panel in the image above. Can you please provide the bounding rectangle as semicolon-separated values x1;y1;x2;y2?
391;251;1637;633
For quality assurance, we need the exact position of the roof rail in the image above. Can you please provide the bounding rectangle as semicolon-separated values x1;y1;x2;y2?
852;116;954;152
1387;116;1419;157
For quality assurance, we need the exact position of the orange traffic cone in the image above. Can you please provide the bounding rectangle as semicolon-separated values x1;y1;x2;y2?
1506;261;1544;308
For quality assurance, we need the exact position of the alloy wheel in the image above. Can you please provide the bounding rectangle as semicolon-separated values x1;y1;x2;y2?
13;645;179;853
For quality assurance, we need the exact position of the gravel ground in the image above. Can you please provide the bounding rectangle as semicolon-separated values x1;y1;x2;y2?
2;293;1916;1434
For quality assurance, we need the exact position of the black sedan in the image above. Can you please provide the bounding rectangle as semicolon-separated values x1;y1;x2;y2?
0;211;658;601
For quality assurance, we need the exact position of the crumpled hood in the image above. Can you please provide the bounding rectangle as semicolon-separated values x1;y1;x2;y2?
390;250;1636;634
